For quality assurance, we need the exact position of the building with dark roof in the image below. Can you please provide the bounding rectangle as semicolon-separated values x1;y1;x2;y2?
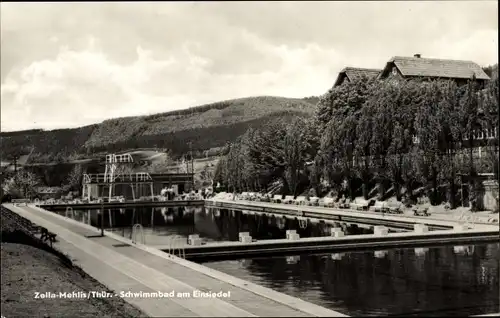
378;54;491;87
333;67;381;87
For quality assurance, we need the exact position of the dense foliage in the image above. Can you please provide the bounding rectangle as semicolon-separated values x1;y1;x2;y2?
2;170;41;199
215;72;499;210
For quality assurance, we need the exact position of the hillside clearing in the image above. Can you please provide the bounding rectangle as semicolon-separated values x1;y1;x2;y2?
1;96;316;165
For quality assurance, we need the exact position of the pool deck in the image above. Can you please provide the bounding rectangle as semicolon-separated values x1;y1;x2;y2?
152;226;499;261
38;199;204;211
156;228;499;250
3;203;347;317
206;199;499;231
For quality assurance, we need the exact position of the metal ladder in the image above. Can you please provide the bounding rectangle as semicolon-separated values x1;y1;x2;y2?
131;224;146;244
65;207;75;219
459;213;477;229
299;218;308;229
167;235;186;259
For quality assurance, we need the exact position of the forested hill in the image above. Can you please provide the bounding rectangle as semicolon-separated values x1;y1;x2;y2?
1;96;317;163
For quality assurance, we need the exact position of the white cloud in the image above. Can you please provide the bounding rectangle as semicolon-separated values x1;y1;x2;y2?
1;37;342;131
431;29;498;65
0;1;498;131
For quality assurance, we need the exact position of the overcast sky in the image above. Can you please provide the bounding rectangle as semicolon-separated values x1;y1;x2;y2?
1;1;498;132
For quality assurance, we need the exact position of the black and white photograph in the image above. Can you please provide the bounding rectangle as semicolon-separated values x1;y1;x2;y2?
1;1;499;317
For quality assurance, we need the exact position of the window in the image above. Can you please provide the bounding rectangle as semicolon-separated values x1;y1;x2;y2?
487;129;493;139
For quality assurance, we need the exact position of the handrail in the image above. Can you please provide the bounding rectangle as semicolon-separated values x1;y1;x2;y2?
131;224;146;244
460;214;478;229
168;236;176;256
82;172;154;184
83;174;92;184
173;235;184;258
106;153;134;164
168;235;186;259
65;207;74;219
299;218;307;229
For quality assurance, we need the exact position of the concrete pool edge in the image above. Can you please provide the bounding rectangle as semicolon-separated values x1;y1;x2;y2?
28;205;348;317
206;199;499;230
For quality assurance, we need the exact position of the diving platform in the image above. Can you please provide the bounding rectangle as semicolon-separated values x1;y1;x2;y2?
83;172;154;185
81;153;194;202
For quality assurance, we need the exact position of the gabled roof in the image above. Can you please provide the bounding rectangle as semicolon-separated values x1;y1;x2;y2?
380;56;491;80
333;67;381;87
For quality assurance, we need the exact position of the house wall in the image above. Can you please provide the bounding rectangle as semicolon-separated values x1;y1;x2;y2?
335;73;349;87
482;180;499;212
388;65;404;79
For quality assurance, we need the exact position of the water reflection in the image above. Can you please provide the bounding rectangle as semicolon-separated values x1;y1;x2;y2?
203;243;500;317
52;206;390;246
48;206;499;316
286;255;301;264
453;245;475;256
414;248;429;257
374;250;388;259
331;253;345;261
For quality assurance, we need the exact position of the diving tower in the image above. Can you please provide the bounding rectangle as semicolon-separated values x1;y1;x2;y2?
82;153;154;201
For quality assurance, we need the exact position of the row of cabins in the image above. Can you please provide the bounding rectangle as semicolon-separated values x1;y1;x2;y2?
333;54;498;158
327;56;498;210
334;54;492;88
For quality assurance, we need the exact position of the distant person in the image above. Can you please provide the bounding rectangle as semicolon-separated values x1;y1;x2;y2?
167;188;174;200
160;187;168;197
194;190;202;200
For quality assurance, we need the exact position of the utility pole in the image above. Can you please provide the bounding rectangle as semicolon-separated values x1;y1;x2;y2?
189;142;194;190
13;156;19;174
100;200;104;237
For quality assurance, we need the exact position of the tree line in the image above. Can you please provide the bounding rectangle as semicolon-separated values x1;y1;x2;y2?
214;74;499;211
1;109;312;164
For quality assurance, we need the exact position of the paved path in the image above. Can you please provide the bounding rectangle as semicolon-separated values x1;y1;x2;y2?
4;203;346;317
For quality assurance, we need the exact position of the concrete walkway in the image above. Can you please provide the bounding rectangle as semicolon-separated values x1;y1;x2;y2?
4;203;346;317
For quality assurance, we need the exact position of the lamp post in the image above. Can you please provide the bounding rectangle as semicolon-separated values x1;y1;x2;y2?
100;200;104;237
189;142;194;190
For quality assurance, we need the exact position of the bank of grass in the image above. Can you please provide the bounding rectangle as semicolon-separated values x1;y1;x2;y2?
0;207;144;317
